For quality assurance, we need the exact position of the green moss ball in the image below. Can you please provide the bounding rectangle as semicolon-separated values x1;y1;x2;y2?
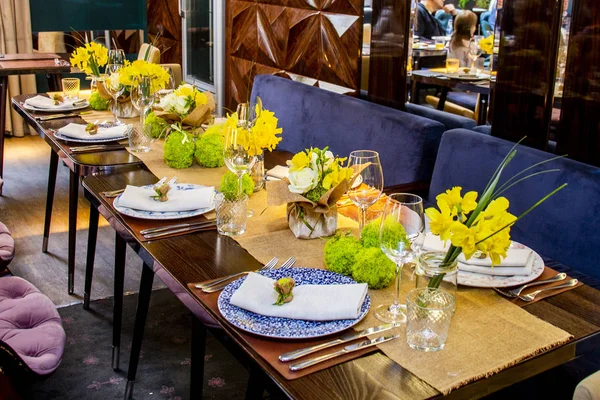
144;112;169;139
220;171;253;200
324;233;362;276
164;130;195;169
352;247;396;289
360;218;381;248
195;130;225;168
361;216;410;249
89;92;110;111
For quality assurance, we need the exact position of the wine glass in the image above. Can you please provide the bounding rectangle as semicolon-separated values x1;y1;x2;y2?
108;49;126;66
235;102;256;216
347;150;384;230
130;76;157;152
468;39;481;70
103;64;125;125
375;193;425;323
223;124;256;199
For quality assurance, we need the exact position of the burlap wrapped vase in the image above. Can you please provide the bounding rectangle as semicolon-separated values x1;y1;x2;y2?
155;92;216;128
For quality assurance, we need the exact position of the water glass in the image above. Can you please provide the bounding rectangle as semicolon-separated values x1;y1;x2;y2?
215;193;248;236
434;37;445;50
446;58;460;73
61;78;80;99
128;126;151;153
347;150;384;230
406;288;455;352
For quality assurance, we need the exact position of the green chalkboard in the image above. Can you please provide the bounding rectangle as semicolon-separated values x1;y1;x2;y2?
30;0;147;32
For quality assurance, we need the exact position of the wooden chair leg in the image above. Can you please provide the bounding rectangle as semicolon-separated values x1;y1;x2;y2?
83;204;99;310
245;369;266;400
42;150;59;253
124;262;154;400
190;316;206;399
113;233;126;371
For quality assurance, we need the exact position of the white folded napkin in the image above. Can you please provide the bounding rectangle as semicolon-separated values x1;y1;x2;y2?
265;165;289;181
422;233;533;276
117;185;215;212
25;95;84;110
229;272;368;321
58;123;128;141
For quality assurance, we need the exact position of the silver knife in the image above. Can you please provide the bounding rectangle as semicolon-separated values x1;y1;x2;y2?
36;113;81;121
143;221;217;239
141;219;216;235
279;323;401;362
289;334;400;371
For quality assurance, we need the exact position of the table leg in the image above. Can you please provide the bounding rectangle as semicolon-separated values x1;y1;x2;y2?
0;76;8;196
43;150;59;253
83;204;99;310
113;232;126;371
190;317;206;399
437;88;449;110
410;80;419;103
125;262;154;400
478;93;489;125
68;169;79;295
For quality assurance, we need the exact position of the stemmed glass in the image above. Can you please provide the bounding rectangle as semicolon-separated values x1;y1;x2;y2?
468;39;481;71
347;150;384;230
108;49;126;66
235;102;256;216
375;193;425;323
223;124;256;199
103;64;125;125
130;76;157;152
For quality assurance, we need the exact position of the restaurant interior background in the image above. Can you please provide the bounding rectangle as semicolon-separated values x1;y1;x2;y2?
25;0;598;166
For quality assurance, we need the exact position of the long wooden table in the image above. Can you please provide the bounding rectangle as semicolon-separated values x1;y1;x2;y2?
82;167;600;399
11;94;143;294
0;54;71;194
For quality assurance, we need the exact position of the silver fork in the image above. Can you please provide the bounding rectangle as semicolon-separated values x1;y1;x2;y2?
201;256;297;293
493;273;567;298
195;257;278;290
518;279;579;302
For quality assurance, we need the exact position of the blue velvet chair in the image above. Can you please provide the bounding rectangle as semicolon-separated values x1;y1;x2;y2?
250;75;446;187
405;103;477;130
428;129;600;284
472;125;491;135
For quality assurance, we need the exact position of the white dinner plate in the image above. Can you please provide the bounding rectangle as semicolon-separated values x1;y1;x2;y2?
53;131;129;144
113;183;216;220
24;101;90;113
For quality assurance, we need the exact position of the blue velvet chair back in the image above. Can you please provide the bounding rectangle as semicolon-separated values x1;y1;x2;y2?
250;75;445;186
429;129;600;279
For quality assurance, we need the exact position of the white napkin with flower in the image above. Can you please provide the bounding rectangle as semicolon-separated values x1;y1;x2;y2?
423;233;534;276
265;165;289;181
229;272;368;321
57;123;128;141
117;185;215;212
25;95;84;110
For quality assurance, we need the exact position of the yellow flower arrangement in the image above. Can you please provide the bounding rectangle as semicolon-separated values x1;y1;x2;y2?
479;35;494;55
226;98;282;157
118;60;171;94
69;42;108;77
424;141;566;289
158;83;209;118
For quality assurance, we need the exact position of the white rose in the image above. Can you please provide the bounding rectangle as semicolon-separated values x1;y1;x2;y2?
288;167;319;194
323;150;335;170
158;93;176;110
174;97;189;115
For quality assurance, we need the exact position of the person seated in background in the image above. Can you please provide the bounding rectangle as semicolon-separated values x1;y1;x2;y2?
480;0;498;37
448;10;477;67
416;0;457;40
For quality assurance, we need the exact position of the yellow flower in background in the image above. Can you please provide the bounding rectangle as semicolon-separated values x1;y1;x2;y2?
425;200;454;242
479;35;494;55
119;60;170;94
70;42;108;76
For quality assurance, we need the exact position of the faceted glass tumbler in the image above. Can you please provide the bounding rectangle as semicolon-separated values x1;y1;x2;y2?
128;126;151;153
61;77;80;99
215;193;248;236
406;288;455;352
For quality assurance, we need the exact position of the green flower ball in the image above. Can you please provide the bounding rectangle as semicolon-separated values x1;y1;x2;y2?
89;92;110;111
164;130;195;169
195;125;225;168
360;218;381;248
220;171;253;200
360;217;410;249
324;233;362;276
352;247;396;289
144;112;169;139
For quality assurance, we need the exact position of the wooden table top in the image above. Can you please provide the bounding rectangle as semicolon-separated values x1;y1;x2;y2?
11;94;143;173
410;69;493;94
0;53;60;61
81;167;600;400
0;58;70;76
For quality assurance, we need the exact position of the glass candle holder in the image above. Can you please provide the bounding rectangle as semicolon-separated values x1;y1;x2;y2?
62;78;80;99
215;193;248;236
406;288;455;352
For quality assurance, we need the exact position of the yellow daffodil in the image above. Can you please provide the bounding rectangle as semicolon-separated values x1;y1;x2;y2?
288;152;310;172
70;42;108;76
119;60;170;94
449;222;478;259
425;200;454;242
436;186;478;221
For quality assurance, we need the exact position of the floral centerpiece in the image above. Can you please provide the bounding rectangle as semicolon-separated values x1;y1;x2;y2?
157;83;215;128
267;147;353;239
424;142;566;290
69;42;108;77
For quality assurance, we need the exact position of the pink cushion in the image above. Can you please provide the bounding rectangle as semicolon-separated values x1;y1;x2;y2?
0;222;15;268
153;262;219;329
0;277;65;375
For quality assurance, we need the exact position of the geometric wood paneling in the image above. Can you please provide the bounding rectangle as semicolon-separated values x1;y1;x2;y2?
148;0;183;65
226;0;362;110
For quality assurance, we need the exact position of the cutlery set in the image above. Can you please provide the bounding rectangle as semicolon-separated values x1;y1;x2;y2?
70;144;125;154
493;273;577;302
35;111;92;121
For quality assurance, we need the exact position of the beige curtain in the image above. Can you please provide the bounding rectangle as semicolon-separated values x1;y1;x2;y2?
0;0;37;137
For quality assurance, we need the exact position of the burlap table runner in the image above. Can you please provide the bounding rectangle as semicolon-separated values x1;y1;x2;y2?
116;137;573;395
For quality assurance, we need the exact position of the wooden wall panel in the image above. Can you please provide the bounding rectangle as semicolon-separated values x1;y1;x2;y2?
225;0;362;110
556;0;600;166
148;0;182;65
491;0;563;150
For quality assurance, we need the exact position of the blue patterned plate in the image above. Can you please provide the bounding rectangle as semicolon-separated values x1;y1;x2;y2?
113;183;215;220
218;268;371;339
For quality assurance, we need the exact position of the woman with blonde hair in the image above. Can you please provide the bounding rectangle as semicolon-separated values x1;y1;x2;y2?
448;10;478;67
